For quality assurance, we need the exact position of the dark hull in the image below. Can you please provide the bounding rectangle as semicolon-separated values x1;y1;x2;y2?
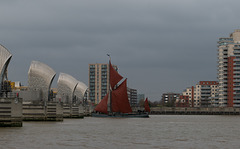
91;112;149;118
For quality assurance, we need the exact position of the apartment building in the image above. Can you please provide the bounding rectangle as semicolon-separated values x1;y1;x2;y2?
218;29;240;107
175;95;189;107
89;63;113;104
161;92;180;106
182;81;218;107
127;88;138;107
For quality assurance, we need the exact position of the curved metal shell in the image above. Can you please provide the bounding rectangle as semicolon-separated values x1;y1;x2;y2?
28;61;56;101
74;81;88;102
0;45;12;84
57;73;78;103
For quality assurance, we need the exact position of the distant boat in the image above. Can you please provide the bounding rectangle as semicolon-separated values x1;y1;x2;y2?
144;98;151;113
92;60;149;118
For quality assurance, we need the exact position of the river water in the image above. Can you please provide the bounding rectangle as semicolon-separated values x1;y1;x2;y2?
1;115;240;149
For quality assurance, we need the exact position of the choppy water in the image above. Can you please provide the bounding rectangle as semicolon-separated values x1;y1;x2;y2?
1;115;240;149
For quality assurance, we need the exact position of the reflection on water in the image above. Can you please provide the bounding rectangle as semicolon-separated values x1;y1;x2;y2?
1;115;240;149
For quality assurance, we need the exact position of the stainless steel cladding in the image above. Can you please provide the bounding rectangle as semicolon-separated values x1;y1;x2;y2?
57;73;78;103
74;81;88;103
0;45;12;86
28;61;56;101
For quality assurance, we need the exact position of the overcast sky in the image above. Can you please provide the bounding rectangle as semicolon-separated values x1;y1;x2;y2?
1;0;240;101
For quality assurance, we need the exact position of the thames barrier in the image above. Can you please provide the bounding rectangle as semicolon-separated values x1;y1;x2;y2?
0;44;88;127
0;45;23;126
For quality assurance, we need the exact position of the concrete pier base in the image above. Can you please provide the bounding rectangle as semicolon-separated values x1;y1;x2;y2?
0;97;22;127
63;103;84;118
23;101;63;121
83;105;93;117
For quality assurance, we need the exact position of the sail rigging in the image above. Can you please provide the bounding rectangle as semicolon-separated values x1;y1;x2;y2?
94;93;109;114
95;61;132;114
109;61;123;89
112;79;132;113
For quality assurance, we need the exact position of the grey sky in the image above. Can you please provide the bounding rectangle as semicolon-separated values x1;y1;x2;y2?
1;0;240;101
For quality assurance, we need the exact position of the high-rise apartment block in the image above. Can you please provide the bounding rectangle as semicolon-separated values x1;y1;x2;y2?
218;29;240;107
88;63;119;104
89;64;109;104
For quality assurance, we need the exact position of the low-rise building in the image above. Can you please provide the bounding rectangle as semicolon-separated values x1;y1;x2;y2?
161;92;180;107
176;95;189;107
182;81;219;107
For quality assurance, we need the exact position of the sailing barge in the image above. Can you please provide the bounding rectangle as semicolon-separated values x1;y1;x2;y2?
92;60;149;118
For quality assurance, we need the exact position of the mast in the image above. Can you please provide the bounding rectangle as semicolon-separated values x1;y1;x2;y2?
107;54;112;113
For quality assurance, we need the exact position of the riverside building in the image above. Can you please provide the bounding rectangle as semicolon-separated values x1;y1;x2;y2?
161;93;180;106
182;81;218;107
89;63;119;104
218;30;240;107
127;87;138;107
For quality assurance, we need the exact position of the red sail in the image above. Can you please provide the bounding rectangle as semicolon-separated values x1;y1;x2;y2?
112;79;132;113
94;93;109;114
144;98;150;113
110;61;123;89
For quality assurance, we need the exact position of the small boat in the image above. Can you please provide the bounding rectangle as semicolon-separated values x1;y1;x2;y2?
144;98;151;113
92;59;149;118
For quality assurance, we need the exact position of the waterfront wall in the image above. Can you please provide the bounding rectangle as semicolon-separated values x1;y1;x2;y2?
23;101;63;121
150;107;240;115
63;103;84;118
0;97;22;127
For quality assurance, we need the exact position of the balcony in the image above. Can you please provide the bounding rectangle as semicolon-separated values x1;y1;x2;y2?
233;100;240;104
234;45;240;48
234;71;240;74
234;51;240;54
201;86;211;89
222;80;228;83
234;67;240;70
234;87;240;91
218;64;224;68
222;59;228;62
201;94;210;97
201;92;211;94
234;58;240;62
223;50;228;54
234;96;240;100
201;88;211;91
218;77;224;80
234;75;240;78
222;89;228;92
217;71;227;75
222;67;228;71
234;63;240;66
218;61;224;64
234;84;240;87
222;76;228;79
219;38;233;42
234;79;240;82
